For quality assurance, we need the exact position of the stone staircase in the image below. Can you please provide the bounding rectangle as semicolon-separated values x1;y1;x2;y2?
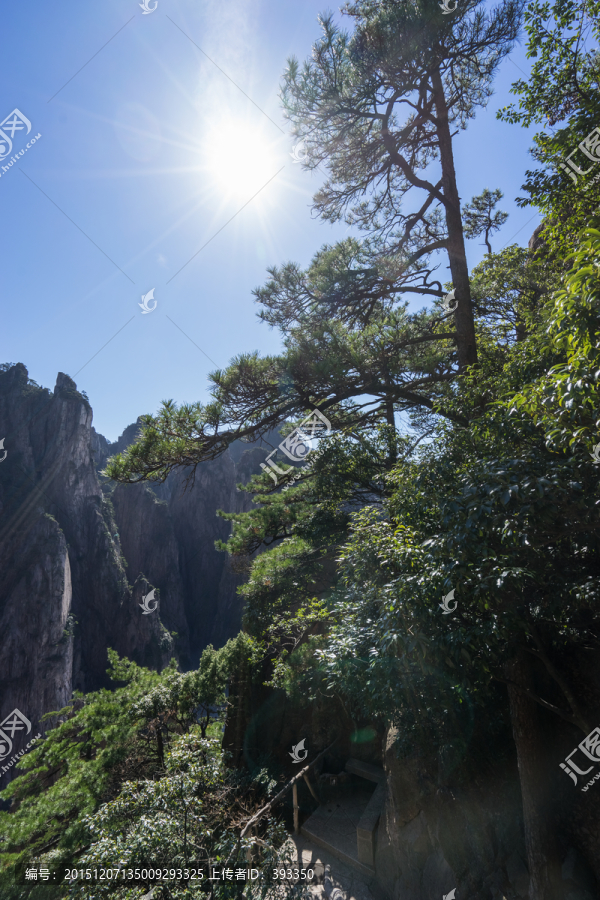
300;758;386;877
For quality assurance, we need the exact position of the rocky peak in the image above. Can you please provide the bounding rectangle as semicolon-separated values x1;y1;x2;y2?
0;363;271;785
54;372;78;394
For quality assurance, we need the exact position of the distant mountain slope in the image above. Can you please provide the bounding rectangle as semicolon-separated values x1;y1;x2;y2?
0;362;269;777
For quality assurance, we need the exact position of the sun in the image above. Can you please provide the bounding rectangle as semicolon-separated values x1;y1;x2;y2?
203;121;281;199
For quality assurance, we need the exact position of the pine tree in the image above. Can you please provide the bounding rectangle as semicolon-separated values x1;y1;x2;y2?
106;0;522;488
462;188;508;253
282;0;521;369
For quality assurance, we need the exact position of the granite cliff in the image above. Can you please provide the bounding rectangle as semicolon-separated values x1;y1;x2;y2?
0;363;263;771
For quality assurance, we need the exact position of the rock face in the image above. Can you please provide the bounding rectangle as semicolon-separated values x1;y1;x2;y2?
374;726;599;900
0;363;262;775
374;729;518;899
94;429;266;665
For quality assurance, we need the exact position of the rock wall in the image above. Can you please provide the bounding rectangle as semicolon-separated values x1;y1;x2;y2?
374;729;523;899
0;363;263;777
110;481;190;665
375;726;598;900
95;427;264;664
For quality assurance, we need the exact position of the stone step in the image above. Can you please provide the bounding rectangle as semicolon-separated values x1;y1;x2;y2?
300;822;375;879
344;758;385;784
356;782;385;868
300;785;377;879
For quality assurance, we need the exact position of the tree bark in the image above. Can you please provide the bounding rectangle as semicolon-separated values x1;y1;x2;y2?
222;655;248;767
431;66;477;370
293;782;299;834
385;379;397;465
156;724;165;770
506;651;563;900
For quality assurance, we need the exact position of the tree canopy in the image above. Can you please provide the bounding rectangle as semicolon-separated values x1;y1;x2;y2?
7;0;600;894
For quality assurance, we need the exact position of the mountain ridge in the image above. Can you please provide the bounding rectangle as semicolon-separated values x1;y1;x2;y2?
0;362;265;776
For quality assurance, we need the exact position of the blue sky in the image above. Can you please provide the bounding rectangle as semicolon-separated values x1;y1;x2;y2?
1;0;540;441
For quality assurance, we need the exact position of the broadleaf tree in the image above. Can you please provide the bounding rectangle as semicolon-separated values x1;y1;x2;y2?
498;0;600;247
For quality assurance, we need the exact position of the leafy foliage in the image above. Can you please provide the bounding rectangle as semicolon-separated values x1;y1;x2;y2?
0;636;261;899
11;0;600;891
514;227;600;452
65;731;292;900
498;0;600;246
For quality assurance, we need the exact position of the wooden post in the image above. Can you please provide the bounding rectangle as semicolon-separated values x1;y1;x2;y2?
239;738;338;840
303;772;320;803
293;783;299;834
222;738;339;874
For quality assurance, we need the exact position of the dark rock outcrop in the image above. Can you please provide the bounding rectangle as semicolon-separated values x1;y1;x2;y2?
374;728;521;899
0;363;265;776
111;482;190;664
97;431;265;661
0;366;173;749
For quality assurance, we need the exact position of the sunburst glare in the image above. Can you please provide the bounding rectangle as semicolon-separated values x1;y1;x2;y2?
202;121;281;200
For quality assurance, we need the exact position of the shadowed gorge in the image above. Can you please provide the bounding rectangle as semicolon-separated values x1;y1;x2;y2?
0;363;262;742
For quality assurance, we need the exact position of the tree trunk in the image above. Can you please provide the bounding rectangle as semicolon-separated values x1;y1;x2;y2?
506;652;563;899
293;782;299;834
431;66;477;370
222;655;249;766
156;724;165;769
385;381;397;466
